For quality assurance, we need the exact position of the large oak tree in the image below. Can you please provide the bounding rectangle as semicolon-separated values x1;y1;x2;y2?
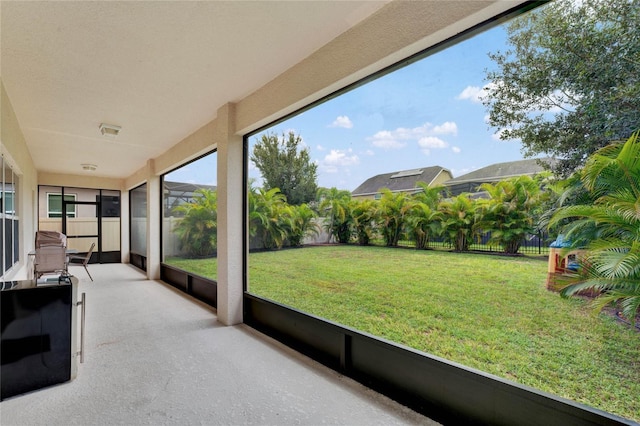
251;131;318;205
484;0;639;176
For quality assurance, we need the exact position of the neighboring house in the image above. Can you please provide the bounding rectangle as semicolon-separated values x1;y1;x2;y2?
351;166;453;200
444;158;555;197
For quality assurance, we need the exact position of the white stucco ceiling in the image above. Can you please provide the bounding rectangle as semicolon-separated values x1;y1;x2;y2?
1;1;526;180
1;1;391;178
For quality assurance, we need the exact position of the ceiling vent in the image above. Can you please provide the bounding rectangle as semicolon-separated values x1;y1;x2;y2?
99;123;121;137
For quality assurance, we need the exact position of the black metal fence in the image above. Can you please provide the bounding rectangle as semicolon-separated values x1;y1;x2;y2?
407;231;551;255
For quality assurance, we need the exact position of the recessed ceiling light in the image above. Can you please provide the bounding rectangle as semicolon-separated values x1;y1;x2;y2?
81;164;97;171
99;123;121;137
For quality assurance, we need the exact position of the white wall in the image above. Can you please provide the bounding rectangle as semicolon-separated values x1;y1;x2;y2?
1;81;38;280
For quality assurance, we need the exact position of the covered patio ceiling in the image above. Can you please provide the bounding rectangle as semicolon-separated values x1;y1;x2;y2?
1;1;527;180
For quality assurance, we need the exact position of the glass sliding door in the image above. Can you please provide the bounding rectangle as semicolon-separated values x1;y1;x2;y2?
130;183;147;271
63;199;98;259
38;186;121;264
99;190;121;263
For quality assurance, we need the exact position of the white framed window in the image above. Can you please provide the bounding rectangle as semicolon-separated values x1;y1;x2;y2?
2;190;15;215
1;155;19;275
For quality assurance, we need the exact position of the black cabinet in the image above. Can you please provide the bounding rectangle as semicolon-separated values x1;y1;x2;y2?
1;279;78;400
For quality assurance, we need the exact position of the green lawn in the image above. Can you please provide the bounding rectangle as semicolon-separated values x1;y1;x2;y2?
167;245;640;421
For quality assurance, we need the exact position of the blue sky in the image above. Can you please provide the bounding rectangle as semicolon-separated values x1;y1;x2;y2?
248;22;530;192
169;21;533;191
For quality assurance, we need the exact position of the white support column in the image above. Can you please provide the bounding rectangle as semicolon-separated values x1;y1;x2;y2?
216;103;244;325
146;160;161;280
119;189;130;264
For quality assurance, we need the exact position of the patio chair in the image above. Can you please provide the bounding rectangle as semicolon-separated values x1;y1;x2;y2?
34;245;68;279
35;230;67;248
67;242;95;281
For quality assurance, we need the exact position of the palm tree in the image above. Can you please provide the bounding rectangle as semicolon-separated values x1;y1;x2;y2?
476;175;543;254
248;186;290;249
549;130;640;323
351;199;377;246
375;189;413;247
413;182;447;208
318;187;353;243
407;183;446;249
438;194;477;252
406;202;441;250
172;188;217;257
287;203;319;247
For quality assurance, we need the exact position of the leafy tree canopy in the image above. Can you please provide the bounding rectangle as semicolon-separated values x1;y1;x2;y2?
484;0;640;176
251;131;318;205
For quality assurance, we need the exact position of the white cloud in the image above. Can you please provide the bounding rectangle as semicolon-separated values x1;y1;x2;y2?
329;115;353;129
321;149;360;173
316;144;325;151
364;149;375;156
451;146;461;153
433;121;458;135
369;130;407;149
367;121;458;151
418;136;448;149
457;83;496;104
418;136;448;155
457;86;484;103
325;149;359;166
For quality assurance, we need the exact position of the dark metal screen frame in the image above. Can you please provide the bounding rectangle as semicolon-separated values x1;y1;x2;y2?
159;261;634;425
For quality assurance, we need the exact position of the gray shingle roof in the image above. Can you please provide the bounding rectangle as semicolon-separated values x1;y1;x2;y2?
444;158;554;185
442;158;556;197
352;166;451;196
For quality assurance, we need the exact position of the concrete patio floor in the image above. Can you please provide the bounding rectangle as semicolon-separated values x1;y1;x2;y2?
1;263;437;425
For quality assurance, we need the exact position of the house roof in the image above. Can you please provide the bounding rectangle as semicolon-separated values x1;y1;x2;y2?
352;166;451;196
444;158;554;185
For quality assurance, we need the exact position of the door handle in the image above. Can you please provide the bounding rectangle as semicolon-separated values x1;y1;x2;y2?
76;292;86;363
